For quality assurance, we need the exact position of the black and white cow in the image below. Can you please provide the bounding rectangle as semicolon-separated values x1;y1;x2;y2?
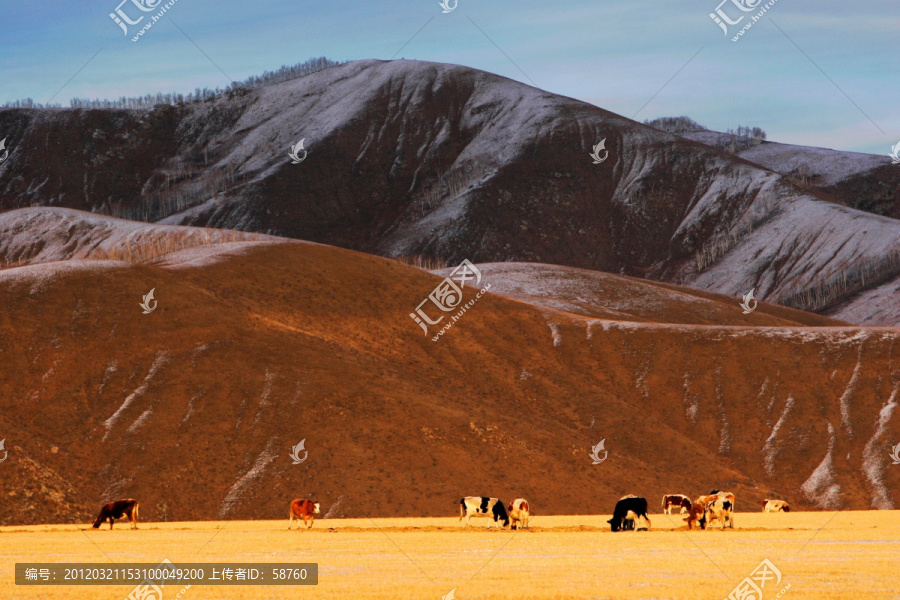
460;496;510;529
607;495;651;532
705;493;735;529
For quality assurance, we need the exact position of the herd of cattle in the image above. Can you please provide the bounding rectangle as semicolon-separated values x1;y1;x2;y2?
89;495;790;531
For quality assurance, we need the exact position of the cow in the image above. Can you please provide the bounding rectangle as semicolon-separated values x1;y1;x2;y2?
684;492;728;530
709;490;736;511
607;495;651;532
460;497;510;529
763;499;790;512
684;499;708;530
704;492;735;529
288;499;321;530
661;494;693;515
92;499;139;530
508;498;530;530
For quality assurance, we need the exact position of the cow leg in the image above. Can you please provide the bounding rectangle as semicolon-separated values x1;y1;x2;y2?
289;511;295;530
108;517;114;530
307;515;313;529
131;505;139;530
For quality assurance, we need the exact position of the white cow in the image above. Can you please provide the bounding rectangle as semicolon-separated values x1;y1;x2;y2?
762;499;790;512
459;496;510;529
508;498;530;529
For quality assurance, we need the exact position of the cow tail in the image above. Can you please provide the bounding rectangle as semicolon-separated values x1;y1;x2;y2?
134;502;139;524
661;495;666;510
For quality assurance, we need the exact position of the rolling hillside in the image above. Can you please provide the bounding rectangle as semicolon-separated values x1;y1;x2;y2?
0;208;898;526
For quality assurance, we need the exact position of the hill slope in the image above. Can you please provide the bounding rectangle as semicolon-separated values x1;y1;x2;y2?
2;59;900;326
0;209;898;526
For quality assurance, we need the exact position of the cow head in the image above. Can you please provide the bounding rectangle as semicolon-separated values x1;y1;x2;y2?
314;502;321;514
92;518;103;529
607;517;622;532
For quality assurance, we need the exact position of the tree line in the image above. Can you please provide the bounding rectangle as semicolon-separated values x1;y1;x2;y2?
2;57;344;111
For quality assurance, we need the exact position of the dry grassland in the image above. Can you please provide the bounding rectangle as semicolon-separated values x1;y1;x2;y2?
2;511;898;599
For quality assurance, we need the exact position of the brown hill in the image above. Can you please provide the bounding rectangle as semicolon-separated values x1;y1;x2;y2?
0;209;897;526
3;60;900;324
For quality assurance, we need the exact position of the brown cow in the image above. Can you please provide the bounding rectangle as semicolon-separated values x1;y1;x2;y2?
92;499;139;530
684;497;711;530
661;494;693;515
288;499;321;530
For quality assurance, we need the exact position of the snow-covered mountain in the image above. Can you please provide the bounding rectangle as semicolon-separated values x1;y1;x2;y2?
2;59;899;324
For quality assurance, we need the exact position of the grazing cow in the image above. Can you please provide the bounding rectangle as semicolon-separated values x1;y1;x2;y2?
460;497;510;529
508;498;530;530
92;499;139;530
704;492;735;529
684;499;708;530
608;495;651;532
661;494;693;515
684;492;730;530
288;499;321;530
763;499;790;512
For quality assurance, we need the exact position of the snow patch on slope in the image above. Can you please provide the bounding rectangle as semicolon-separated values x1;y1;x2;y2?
682;373;700;425
103;352;170;440
218;439;279;518
861;383;898;509
762;395;795;477
126;408;153;434
839;346;863;439
800;422;842;509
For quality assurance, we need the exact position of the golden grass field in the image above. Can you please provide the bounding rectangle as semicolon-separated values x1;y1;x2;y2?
3;511;899;600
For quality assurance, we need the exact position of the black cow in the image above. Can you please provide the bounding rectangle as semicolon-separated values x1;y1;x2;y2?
608;495;651;532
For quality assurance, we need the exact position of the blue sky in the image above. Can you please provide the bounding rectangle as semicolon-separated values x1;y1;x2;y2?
1;0;898;153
